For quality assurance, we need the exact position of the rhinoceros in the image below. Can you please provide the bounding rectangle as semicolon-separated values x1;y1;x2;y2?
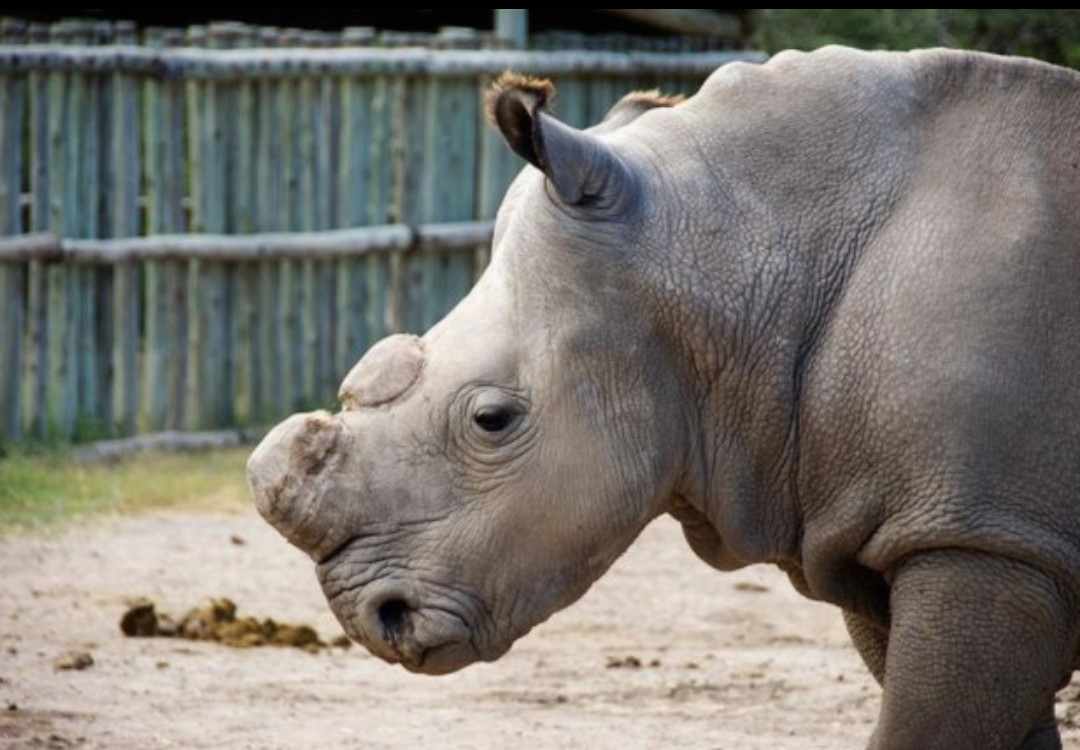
247;46;1080;749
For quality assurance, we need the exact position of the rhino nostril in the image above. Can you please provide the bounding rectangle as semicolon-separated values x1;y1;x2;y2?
378;598;412;640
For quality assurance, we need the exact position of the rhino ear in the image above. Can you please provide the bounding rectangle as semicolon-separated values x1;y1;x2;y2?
485;73;632;207
590;89;684;135
485;74;554;172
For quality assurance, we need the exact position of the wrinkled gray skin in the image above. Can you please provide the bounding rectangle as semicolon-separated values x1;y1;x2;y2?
248;47;1080;749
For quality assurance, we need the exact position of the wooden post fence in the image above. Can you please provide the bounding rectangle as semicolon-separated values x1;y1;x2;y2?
0;17;763;444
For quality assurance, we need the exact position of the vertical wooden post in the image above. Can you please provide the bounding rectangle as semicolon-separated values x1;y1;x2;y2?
60;19;109;442
184;23;234;430
24;22;50;440
108;20;140;437
45;20;78;441
366;69;394;343
209;22;243;429
297;73;318;406
0;18;26;444
254;27;285;419
393;74;426;335
430;76;478;324
279;28;303;412
335;61;373;379
182;25;204;431
231;23;261;426
142;27;189;432
475;37;524;274
311;70;337;407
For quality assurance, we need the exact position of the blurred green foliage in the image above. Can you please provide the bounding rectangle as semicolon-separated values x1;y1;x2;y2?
755;9;1080;68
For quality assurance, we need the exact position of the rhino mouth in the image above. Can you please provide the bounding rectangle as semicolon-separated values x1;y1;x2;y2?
395;635;479;674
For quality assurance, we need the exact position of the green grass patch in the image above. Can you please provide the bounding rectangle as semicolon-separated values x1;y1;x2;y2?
0;447;253;534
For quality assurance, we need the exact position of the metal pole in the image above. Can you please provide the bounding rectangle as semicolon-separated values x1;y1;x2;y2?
494;9;528;48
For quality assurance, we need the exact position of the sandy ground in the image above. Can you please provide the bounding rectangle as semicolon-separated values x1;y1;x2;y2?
2;510;1078;750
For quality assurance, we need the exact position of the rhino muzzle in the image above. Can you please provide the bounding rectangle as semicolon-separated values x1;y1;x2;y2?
321;574;476;674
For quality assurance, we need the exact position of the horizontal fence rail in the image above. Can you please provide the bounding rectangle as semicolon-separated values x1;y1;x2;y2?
0;222;495;263
0;16;761;446
0;45;763;78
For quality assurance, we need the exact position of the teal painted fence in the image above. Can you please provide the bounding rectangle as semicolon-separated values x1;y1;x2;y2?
0;17;758;444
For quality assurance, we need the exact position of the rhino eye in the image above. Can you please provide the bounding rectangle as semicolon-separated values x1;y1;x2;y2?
473;406;516;433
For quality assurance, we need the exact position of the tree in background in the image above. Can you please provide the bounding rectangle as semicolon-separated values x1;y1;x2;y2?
755;9;1080;68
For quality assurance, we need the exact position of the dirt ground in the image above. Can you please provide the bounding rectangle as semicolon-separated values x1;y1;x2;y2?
2;509;1079;749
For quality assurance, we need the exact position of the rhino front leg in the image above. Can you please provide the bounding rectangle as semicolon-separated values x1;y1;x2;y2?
870;550;1074;750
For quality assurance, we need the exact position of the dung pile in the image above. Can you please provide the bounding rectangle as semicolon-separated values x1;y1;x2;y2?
120;597;350;653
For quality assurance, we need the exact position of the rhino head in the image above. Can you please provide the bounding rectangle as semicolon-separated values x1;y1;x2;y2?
248;76;698;674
